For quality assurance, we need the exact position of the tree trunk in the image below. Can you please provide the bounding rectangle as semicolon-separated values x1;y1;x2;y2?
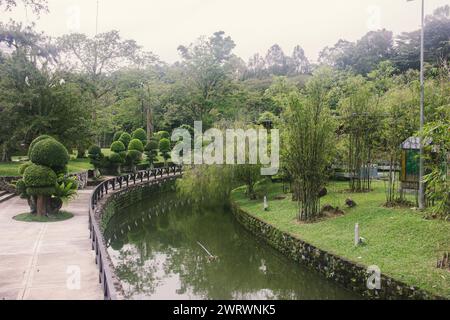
36;195;47;217
1;143;11;162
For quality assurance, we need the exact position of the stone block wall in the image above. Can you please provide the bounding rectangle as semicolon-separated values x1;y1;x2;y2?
231;201;443;300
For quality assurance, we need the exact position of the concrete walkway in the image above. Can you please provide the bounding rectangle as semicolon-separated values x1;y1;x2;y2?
0;189;103;300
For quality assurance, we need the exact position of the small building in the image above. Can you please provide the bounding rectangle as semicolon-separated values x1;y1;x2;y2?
400;136;432;191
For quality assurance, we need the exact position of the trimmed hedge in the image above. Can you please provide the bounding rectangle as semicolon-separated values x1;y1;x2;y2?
113;131;124;142
28;135;54;157
132;128;147;144
119;132;132;148
111;141;126;153
88;145;102;156
29;139;69;170
126;149;142;162
109;152;124;164
23;164;57;188
128;139;144;152
18;162;32;175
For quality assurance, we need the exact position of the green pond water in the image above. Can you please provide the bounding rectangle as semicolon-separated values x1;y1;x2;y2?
104;193;359;300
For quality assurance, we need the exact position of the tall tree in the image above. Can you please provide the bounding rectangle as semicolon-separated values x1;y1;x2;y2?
265;44;288;76
285;68;336;221
290;45;311;74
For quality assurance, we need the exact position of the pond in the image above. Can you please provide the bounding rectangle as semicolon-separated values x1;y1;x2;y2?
104;192;359;300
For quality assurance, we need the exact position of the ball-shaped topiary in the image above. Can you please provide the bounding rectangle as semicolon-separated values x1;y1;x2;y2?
110;141;126;153
109;152;124;164
126;149;142;163
29;139;69;171
24;164;57;189
28;135;54;157
128;139;144;153
157;131;170;140
18;162;32;175
132;128;147;144
15;179;27;198
119;132;132;148
88;145;102;156
145;139;159;152
113;131;124;142
159;138;171;161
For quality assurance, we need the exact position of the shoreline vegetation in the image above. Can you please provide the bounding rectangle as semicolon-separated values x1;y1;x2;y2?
231;180;450;299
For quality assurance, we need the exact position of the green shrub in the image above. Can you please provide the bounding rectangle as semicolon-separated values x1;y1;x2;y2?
128;139;144;152
109;152;124;164
132;128;147;144
159;138;171;161
88;145;102;156
145;139;159;166
126;149;142;163
28;135;54;157
18;162;32;175
26;186;55;196
113;131;124;142
110;141;126;153
157;131;170;140
119;132;132;148
15;179;27;197
29;139;69;171
23;164;57;188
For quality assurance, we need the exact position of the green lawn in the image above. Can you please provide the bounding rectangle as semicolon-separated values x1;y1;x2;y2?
0;158;93;177
231;180;450;298
13;211;74;222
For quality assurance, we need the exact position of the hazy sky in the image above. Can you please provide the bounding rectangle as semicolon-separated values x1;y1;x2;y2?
1;0;449;63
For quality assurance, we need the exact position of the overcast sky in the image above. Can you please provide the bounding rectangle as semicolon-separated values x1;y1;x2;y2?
1;0;449;63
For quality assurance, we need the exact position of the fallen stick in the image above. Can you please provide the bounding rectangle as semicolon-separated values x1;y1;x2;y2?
197;241;217;261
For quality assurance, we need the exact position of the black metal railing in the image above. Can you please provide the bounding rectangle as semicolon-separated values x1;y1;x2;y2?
88;165;183;300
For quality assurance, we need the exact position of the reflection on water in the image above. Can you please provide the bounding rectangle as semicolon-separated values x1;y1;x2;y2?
104;193;359;300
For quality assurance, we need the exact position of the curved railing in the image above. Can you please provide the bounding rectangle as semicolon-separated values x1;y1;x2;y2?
88;165;183;300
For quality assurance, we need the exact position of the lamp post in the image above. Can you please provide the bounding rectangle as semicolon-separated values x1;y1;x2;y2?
407;0;425;209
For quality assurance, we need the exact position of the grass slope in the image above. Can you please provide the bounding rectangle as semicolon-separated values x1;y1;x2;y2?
231;181;450;298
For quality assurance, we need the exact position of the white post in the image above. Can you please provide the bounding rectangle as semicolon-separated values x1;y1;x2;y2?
354;223;360;246
264;196;268;211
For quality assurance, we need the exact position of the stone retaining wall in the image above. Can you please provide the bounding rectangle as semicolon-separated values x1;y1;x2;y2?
0;177;17;193
0;171;89;193
97;178;177;232
231;201;443;300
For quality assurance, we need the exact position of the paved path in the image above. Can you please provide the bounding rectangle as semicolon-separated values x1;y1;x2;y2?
0;189;103;300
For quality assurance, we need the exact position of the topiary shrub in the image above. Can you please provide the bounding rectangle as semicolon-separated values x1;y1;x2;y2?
18;162;32;175
23;164;57;216
145;139;159;168
157;131;170;140
119;132;132;148
15;179;27;198
126;149;142;172
29;139;69;173
24;164;57;188
128;139;144;153
132;128;147;145
88;145;102;157
88;145;104;172
108;152;125;175
28;135;54;158
159;138;171;164
110;141;126;154
113;131;124;142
